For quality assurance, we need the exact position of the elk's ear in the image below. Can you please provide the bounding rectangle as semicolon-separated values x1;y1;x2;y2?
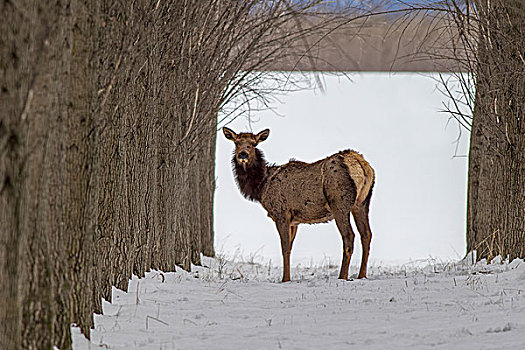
223;127;237;141
255;129;270;143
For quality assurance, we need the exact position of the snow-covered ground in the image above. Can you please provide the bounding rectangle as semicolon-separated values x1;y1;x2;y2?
73;255;525;350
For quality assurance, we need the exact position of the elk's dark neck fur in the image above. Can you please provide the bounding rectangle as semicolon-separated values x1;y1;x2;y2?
232;149;269;202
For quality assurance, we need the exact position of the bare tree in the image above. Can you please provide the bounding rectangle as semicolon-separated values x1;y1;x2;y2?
418;1;525;261
461;1;524;261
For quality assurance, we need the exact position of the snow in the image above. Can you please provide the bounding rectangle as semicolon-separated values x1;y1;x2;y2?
72;256;525;349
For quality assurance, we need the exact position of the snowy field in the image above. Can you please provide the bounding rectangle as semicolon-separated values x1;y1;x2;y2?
73;255;525;350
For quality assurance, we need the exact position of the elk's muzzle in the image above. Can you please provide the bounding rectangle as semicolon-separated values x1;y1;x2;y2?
238;151;249;169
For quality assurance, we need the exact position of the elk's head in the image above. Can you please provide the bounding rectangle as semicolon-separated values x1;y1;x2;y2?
223;127;269;170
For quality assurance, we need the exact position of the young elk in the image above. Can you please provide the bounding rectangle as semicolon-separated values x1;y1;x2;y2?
223;127;375;282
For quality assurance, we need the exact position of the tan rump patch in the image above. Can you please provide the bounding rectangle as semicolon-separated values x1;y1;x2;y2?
342;151;375;206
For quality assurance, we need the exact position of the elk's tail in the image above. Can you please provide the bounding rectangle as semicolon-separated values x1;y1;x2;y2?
341;151;375;206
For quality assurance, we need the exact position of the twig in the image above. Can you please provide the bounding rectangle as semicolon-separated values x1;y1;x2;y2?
146;315;169;329
20;89;34;121
180;85;201;143
183;318;198;326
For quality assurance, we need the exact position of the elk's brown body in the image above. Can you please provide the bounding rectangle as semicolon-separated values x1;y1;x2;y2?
223;127;375;282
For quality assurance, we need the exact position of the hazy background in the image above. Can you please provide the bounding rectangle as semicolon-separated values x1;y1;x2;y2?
214;72;469;267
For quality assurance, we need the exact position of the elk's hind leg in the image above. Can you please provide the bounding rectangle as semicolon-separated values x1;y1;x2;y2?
332;208;356;280
352;194;373;279
290;224;298;246
323;157;358;280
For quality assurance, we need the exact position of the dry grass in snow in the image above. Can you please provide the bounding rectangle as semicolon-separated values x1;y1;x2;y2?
72;255;525;350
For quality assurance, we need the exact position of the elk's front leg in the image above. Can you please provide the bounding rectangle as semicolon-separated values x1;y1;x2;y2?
275;219;292;282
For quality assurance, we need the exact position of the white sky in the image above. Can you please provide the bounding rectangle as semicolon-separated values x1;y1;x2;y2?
214;72;469;267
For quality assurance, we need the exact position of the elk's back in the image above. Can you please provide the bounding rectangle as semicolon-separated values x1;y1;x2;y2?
260;150;374;224
261;160;331;224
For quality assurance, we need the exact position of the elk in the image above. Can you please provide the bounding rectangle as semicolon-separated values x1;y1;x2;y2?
223;127;375;282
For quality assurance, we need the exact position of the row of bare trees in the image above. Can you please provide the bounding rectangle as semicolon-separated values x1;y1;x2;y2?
0;0;350;348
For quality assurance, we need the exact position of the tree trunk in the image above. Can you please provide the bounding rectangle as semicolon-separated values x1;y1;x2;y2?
65;0;99;337
202;130;217;258
466;0;525;261
0;2;27;346
1;1;71;348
